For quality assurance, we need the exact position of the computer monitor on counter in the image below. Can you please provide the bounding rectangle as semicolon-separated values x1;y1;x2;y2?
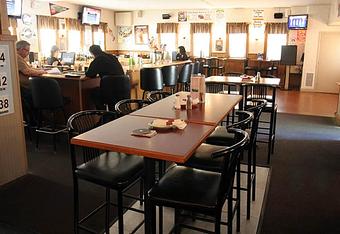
61;52;76;66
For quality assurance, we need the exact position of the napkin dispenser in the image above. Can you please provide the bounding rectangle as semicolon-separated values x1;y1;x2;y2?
190;74;206;103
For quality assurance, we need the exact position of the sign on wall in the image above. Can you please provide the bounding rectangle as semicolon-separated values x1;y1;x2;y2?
0;45;14;116
253;9;264;28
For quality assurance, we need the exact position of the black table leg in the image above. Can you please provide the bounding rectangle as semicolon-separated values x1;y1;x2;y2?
144;157;156;234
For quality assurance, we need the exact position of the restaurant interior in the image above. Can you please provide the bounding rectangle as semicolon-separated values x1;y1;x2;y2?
1;0;340;233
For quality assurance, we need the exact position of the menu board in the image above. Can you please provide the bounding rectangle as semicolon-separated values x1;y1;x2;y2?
0;45;14;116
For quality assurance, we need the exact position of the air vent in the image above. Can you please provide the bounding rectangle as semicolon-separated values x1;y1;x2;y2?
305;73;314;87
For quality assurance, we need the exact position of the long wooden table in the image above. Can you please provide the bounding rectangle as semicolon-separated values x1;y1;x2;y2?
131;92;242;126
70;92;241;233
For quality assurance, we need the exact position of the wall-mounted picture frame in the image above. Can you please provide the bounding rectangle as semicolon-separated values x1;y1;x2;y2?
134;25;149;45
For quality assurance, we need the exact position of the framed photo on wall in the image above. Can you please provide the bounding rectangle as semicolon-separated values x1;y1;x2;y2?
134;25;149;45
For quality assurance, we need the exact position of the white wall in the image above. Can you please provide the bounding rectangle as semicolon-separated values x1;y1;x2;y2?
17;0;116;52
292;5;340;91
117;8;287;53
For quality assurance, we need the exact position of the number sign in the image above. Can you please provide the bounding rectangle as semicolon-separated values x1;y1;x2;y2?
0;45;14;116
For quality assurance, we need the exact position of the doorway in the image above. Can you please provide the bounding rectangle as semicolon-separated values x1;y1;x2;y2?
315;32;340;93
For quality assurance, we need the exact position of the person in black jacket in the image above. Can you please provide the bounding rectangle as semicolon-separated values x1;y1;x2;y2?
85;45;124;78
176;46;189;61
86;45;125;109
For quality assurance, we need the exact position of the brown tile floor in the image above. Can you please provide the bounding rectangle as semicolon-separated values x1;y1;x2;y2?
276;89;338;117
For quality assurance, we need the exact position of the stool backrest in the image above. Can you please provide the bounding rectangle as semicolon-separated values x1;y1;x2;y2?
211;128;249;205
115;99;151;116
178;63;192;83
67;110;117;165
30;77;63;109
100;75;131;110
161;65;178;87
140;67;164;91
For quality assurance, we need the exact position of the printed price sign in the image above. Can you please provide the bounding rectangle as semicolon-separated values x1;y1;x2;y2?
0;44;14;116
0;50;6;67
0;95;10;114
0;73;8;91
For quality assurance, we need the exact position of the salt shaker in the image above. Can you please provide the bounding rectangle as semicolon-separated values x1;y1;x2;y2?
186;94;193;110
174;94;181;109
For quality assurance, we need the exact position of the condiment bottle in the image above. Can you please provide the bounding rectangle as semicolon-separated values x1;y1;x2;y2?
174;94;181;109
187;94;192;110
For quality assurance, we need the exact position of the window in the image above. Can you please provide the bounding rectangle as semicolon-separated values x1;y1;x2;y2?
159;33;176;53
68;30;81;53
266;34;287;60
93;29;105;50
193;33;210;57
83;26;93;55
226;23;249;58
39;28;57;57
229;33;247;58
264;23;287;60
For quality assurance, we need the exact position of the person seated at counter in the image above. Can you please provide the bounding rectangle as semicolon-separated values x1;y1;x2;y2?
47;45;62;66
16;40;46;125
85;45;125;109
176;46;189;61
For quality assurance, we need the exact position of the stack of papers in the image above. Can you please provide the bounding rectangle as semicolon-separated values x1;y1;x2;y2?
46;67;62;74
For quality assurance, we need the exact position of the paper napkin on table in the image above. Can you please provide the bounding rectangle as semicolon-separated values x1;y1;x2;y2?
173;119;187;130
151;119;169;127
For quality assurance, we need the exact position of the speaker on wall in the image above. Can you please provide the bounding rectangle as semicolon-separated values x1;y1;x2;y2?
274;13;283;19
280;45;297;65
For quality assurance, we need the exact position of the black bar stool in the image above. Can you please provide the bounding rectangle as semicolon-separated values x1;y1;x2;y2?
140;67;164;99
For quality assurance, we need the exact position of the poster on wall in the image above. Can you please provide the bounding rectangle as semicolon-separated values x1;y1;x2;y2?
215;38;223;51
215;9;225;21
134;25;149;45
118;26;133;44
178;11;187;22
253;9;264;28
187;10;213;21
0;45;14;116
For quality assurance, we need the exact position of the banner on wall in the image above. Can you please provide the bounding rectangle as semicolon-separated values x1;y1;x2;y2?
49;3;69;16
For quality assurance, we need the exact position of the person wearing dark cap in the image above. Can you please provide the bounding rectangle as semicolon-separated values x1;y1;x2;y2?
85;45;125;109
176;46;189;61
47;45;62;66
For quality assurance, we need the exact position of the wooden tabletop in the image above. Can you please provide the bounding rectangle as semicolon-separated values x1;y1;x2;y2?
71;115;215;163
41;73;90;80
130;92;242;126
205;75;281;87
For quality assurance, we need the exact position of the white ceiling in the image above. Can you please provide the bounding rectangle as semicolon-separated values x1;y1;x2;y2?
48;0;332;11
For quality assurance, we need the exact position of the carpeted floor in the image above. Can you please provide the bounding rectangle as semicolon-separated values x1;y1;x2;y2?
1;113;340;234
259;113;340;234
0;133;139;234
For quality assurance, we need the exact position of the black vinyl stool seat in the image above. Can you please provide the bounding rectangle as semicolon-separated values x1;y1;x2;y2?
161;65;178;94
100;75;131;111
30;77;67;151
140;67;164;99
148;128;249;234
177;63;192;91
146;91;172;103
203;100;266;219
68;110;144;234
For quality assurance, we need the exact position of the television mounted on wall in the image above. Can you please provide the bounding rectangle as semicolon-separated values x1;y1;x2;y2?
82;6;101;25
287;14;308;30
6;0;22;18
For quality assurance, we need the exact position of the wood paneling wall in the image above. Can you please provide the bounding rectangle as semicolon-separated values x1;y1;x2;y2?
1;2;27;185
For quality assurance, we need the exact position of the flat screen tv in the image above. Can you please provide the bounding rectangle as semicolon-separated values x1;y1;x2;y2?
82;6;101;25
6;0;22;18
287;14;308;30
